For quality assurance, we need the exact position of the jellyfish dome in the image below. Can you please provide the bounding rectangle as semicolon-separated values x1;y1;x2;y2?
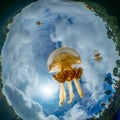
47;47;82;72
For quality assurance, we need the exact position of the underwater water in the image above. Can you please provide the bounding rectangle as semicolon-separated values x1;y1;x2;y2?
0;0;120;120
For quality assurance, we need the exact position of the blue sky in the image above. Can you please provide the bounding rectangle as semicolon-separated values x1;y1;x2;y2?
1;0;118;119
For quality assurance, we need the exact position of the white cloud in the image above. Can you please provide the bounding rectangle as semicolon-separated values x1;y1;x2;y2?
3;85;58;120
63;104;89;120
1;0;118;120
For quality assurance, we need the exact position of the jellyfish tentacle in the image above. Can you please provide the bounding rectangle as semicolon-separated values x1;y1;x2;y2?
73;79;84;98
59;83;65;106
64;87;66;100
67;81;74;104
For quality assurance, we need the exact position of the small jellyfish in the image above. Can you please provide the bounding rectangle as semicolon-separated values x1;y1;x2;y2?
86;5;94;11
47;47;84;106
94;49;102;62
36;21;41;25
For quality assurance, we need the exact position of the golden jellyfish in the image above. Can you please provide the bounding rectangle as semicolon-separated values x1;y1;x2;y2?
36;21;41;25
47;47;84;106
94;49;102;62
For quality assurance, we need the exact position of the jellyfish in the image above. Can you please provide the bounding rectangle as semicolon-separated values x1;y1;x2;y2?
47;47;84;106
36;21;41;25
94;49;102;62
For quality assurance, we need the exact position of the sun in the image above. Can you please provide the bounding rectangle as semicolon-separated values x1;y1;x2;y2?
42;86;53;97
40;83;59;100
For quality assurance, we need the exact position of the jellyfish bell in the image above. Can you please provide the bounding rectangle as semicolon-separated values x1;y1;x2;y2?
47;47;82;73
47;47;84;106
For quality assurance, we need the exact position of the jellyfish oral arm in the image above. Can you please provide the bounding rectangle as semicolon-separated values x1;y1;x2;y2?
74;79;84;98
59;83;66;106
67;81;74;104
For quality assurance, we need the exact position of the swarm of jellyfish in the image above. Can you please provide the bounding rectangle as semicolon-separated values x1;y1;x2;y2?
47;47;84;106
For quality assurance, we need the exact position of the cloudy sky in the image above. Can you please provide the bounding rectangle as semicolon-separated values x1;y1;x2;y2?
1;0;118;120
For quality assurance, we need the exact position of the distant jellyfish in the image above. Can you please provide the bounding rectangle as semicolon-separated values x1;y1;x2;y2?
47;47;84;106
94;49;102;62
36;20;41;25
86;5;94;11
